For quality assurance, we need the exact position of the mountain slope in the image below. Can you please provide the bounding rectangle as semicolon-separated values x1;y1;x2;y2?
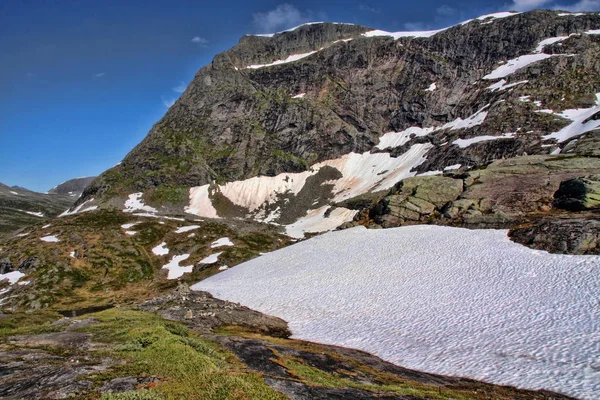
70;10;600;240
48;176;96;197
0;183;74;238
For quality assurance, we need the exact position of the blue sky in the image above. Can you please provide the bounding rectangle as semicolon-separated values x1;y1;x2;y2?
1;0;599;192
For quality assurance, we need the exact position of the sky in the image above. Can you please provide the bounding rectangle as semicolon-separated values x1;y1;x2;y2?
1;0;600;192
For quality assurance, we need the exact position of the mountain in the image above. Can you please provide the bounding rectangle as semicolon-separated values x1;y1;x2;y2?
0;183;75;238
1;9;600;399
47;176;96;197
68;10;600;246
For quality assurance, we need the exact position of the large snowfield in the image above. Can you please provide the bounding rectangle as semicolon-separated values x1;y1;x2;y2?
192;225;600;399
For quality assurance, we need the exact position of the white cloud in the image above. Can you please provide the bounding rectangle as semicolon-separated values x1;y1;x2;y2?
509;0;600;11
161;96;175;108
556;0;600;11
436;4;457;15
172;82;186;93
252;4;323;33
358;4;381;13
191;36;208;47
94;72;106;78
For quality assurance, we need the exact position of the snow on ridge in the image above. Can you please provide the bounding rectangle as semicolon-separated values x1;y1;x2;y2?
543;93;600;143
250;22;357;38
460;11;520;25
193;225;600;400
453;133;516;148
362;28;444;40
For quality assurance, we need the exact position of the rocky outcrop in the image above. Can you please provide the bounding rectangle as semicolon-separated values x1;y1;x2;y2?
372;176;463;227
553;174;600;210
509;217;600;254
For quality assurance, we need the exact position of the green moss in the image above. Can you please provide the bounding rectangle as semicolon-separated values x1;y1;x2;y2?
272;149;308;168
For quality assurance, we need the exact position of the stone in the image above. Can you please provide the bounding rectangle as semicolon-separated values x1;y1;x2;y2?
553;175;600;211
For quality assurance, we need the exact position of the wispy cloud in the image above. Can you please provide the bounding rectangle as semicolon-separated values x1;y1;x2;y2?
436;4;458;16
358;4;381;13
172;82;187;93
161;96;175;108
94;72;106;78
191;36;208;47
252;4;325;33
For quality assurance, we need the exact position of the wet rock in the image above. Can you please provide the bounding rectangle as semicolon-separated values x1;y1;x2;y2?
553;175;600;211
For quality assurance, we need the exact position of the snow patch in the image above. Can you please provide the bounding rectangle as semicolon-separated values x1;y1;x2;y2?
285;206;357;239
292;93;306;99
444;164;461;171
453;132;516;148
125;231;137;236
193;225;600;400
425;82;436;92
211;237;234;248
175;225;201;234
486;79;528;92
363;28;444;39
199;252;223;264
247;51;317;69
0;271;25;284
121;222;140;229
543;94;600;143
59;198;98;217
483;54;557;80
9;191;19;195
40;235;60;243
152;242;169;256
162;254;192;279
124;193;157;213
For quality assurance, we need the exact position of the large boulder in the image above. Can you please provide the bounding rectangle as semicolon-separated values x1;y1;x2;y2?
553;175;600;211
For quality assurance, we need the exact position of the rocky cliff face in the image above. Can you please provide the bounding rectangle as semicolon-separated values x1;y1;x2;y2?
69;10;600;242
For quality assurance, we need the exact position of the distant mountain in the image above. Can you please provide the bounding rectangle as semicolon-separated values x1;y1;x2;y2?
47;176;96;197
0;183;75;238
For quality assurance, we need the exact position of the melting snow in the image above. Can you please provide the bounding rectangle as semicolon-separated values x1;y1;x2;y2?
211;237;234;248
425;82;437;92
40;235;60;243
59;198;98;217
162;254;192;279
585;29;600;35
152;242;169;256
193;225;600;400
453;132;516;148
21;210;45;218
124;193;157;213
125;231;137;236
441;105;489;130
543;94;600;143
247;51;318;69
483;54;557;80
0;271;25;284
363;28;444;39
121;222;140;229
174;225;201;234
198;252;222;264
285;206;357;239
444;164;461;171
486;79;528;92
42;224;51;229
376;127;435;150
292;93;306;99
218;265;229;271
534;35;571;53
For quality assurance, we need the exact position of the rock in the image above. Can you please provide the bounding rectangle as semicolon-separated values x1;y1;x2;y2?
101;377;139;394
509;217;600;254
0;258;13;274
9;332;94;350
553;175;600;211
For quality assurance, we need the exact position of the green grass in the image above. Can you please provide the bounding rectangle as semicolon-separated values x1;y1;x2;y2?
78;309;286;400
